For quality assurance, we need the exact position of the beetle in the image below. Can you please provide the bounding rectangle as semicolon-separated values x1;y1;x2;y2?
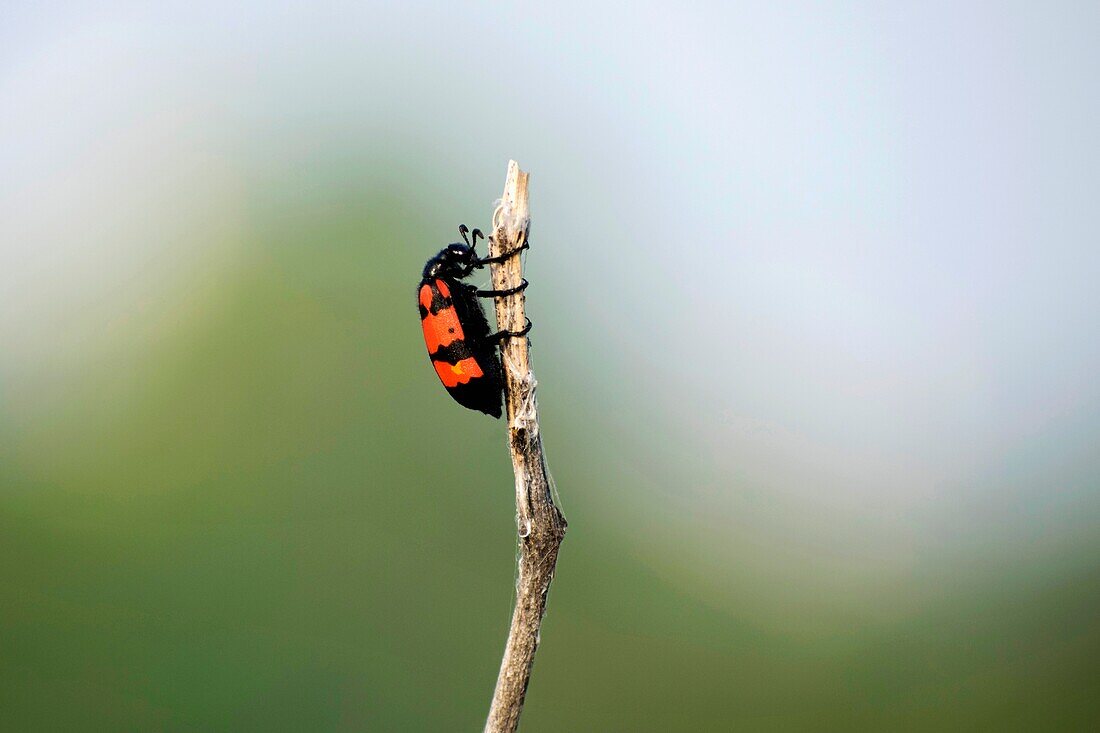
417;225;530;418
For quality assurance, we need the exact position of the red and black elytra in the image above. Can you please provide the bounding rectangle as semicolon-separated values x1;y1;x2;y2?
418;225;531;418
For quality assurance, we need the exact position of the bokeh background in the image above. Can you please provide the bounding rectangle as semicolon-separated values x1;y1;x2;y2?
3;2;1099;730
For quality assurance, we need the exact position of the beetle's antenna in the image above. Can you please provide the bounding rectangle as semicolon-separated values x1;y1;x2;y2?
470;228;484;253
459;224;471;246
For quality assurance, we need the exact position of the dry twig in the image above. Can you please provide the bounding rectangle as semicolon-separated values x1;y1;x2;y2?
483;161;568;733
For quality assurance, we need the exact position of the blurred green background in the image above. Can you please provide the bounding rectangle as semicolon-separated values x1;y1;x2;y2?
2;3;1099;731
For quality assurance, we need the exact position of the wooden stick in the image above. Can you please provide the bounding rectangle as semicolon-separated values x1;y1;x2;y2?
483;161;568;733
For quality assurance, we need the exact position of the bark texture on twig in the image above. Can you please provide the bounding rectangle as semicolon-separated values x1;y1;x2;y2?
483;161;567;733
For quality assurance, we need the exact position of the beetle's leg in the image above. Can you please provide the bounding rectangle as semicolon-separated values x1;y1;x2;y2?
477;279;528;298
484;317;532;343
476;241;529;266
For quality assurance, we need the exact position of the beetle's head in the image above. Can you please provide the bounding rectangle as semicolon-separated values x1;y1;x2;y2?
423;243;477;279
423;225;485;280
